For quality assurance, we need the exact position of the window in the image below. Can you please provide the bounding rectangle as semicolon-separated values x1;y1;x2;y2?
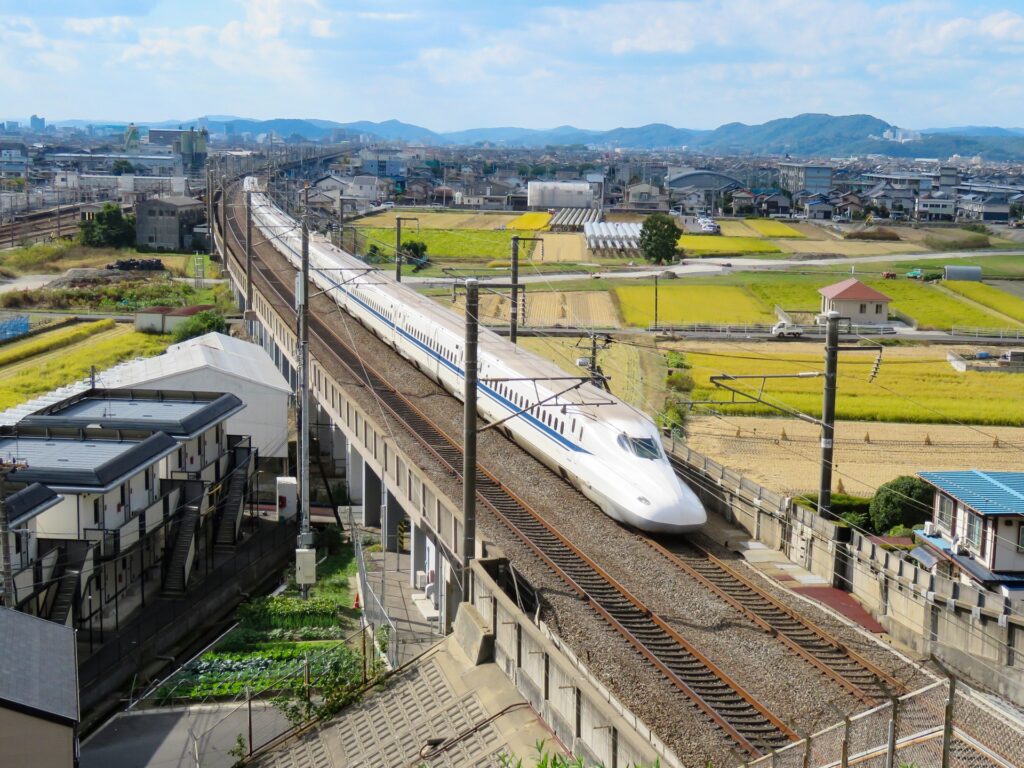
93;498;101;525
937;495;954;528
966;512;982;551
859;303;867;313
618;434;662;460
875;304;883;314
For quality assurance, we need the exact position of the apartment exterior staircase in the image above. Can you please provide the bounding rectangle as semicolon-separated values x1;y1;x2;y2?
163;505;200;596
48;546;87;626
215;450;251;552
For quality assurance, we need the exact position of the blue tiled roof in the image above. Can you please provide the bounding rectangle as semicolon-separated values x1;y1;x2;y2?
919;471;1024;517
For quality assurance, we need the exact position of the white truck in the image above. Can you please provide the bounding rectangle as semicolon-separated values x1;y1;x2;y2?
771;321;804;338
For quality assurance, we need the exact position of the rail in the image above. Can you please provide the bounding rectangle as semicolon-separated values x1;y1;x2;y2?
645;538;906;706
221;182;799;757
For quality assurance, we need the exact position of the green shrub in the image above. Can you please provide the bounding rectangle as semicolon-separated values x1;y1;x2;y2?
316;525;343;555
666;371;695;392
961;222;990;235
664;350;690;370
237;595;339;630
870;476;933;534
171;309;227;343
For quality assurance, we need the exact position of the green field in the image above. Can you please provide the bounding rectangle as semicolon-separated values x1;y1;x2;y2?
678;235;783;255
615;284;774;326
942;281;1024;324
357;227;532;261
678;342;1024;426
745;219;806;238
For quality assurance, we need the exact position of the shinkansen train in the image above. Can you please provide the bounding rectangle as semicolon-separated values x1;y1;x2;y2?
245;177;706;534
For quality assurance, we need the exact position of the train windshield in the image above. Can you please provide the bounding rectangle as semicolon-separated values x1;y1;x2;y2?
618;434;662;460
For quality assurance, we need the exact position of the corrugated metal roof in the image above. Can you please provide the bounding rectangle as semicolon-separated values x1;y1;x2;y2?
919;470;1024;516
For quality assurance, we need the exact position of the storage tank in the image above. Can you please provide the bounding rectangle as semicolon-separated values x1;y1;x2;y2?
944;265;982;281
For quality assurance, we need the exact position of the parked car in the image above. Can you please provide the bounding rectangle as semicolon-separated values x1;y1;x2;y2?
381;201;395;209
906;268;923;280
771;321;804;338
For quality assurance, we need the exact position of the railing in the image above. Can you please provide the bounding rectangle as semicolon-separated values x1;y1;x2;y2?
743;677;1024;767
349;504;399;669
952;326;1024;339
650;322;896;336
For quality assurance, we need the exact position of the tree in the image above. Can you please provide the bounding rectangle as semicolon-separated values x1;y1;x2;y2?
79;203;136;248
111;159;136;175
869;475;934;534
638;213;682;265
171;310;227;343
402;239;429;271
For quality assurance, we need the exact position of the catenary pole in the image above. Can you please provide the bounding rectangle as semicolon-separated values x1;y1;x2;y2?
245;190;253;315
298;184;313;597
510;236;520;344
462;278;479;598
817;310;840;520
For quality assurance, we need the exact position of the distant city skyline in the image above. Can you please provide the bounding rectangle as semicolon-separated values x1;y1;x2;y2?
3;0;1024;132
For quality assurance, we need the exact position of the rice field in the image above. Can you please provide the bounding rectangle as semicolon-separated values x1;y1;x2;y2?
743;274;1014;330
615;284;774;326
506;212;552;230
532;233;587;262
352;211;519;230
357;228;531;261
674;340;1024;425
717;221;759;237
745;219;806;238
450;290;620;327
677;235;783;255
0;325;171;411
0;319;113;368
942;281;1024;324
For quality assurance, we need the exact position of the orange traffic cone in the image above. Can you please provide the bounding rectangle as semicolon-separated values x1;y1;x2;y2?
354;592;361;610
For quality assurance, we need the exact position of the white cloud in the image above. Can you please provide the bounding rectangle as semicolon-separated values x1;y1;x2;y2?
309;19;332;38
64;16;133;36
357;12;417;22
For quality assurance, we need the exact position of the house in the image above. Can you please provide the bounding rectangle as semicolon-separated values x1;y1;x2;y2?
755;191;791;216
915;193;956;222
958;193;1010;223
818;278;891;325
863;181;915;216
832;192;865;219
135;195;205;250
804;196;835;220
626;182;663;209
0;142;29;178
730;190;756;215
0;609;79;768
913;471;1024;594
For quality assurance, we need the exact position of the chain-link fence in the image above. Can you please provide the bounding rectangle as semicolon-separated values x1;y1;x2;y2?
348;504;400;668
743;678;1023;767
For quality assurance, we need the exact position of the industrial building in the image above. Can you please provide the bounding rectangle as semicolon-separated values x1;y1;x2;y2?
135;195;205;250
526;180;594;209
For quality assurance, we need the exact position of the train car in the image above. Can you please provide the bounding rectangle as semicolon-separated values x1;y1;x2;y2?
246;179;705;534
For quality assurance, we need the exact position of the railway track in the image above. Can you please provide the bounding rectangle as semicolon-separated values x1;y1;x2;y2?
221;185;799;757
646;538;907;706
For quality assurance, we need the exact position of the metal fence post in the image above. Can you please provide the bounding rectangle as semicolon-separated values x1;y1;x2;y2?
885;695;899;768
840;716;850;768
802;733;812;768
246;686;253;756
941;676;957;768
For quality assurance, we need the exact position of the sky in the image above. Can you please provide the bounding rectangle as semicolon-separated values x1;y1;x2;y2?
3;0;1024;132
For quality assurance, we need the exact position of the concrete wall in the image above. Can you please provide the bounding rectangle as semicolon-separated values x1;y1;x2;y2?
470;560;677;768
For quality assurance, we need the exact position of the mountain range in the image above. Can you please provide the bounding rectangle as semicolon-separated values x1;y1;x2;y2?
47;113;1024;160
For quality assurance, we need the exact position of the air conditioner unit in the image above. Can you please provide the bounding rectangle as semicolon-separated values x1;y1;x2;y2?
923;522;937;536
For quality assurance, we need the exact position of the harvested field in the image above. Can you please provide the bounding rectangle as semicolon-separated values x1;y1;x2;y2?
775;238;924;256
677;235;782;255
352;211;518;230
673;339;1024;425
604;212;649;223
533;232;587;262
615;284;774;326
745;219;806;238
450;290;620;327
684;415;1024;496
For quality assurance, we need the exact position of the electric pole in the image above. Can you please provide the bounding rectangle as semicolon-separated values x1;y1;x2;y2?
653;273;660;331
462;278;479;597
508;236;542;344
206;165;214;257
394;216;418;282
817;311;840;520
298;184;313;598
245;190;253;316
